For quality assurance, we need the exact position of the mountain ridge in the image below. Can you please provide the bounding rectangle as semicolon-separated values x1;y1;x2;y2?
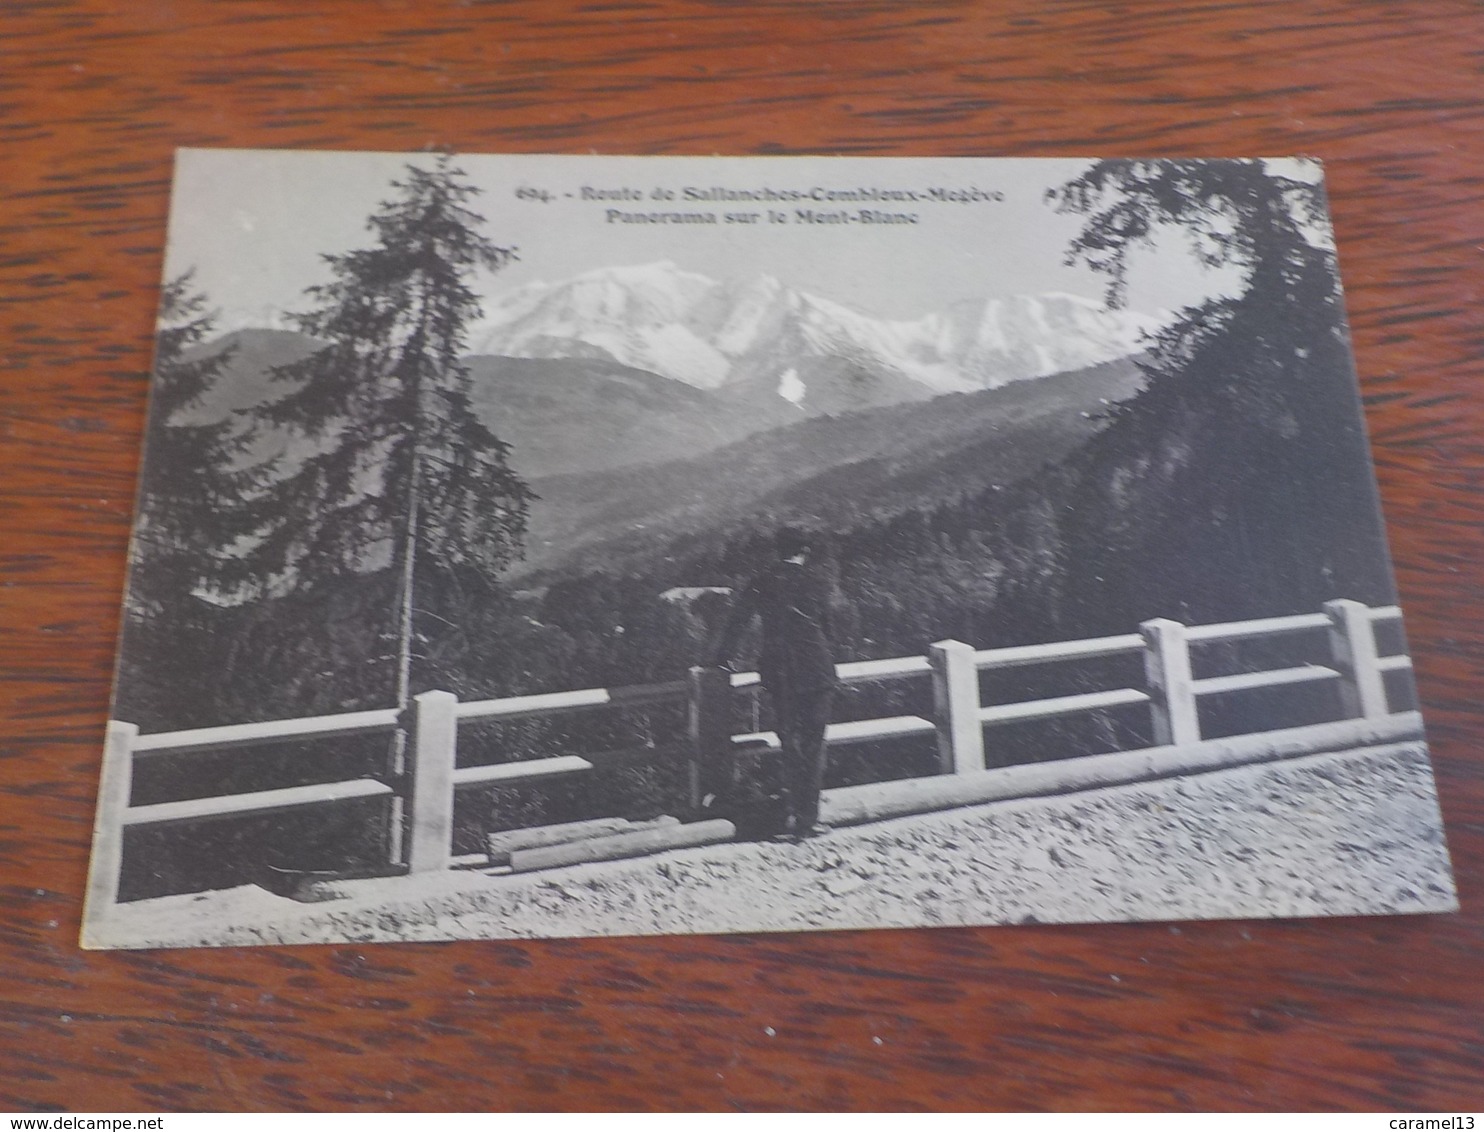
179;328;794;479
469;261;1161;408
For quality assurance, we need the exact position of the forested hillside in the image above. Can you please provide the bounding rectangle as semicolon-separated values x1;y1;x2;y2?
1002;160;1396;640
520;355;1143;580
462;355;790;478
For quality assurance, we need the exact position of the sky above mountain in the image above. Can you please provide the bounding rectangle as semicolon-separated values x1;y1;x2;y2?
162;151;1249;334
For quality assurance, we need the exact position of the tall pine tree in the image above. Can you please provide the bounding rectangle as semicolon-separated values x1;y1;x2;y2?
116;274;272;727
129;273;269;614
247;157;534;709
1021;159;1394;635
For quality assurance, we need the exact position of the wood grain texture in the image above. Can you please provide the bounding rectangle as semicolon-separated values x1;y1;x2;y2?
2;0;1481;1112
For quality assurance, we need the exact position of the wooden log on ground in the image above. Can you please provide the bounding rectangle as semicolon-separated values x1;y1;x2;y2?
821;712;1425;828
487;816;679;865
509;819;737;874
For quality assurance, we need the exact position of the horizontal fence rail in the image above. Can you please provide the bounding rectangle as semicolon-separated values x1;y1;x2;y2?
821;715;1426;829
972;633;1145;670
131;707;402;756
1192;664;1340;696
122;779;397;828
456;679;689;722
979;687;1152;726
88;598;1419;917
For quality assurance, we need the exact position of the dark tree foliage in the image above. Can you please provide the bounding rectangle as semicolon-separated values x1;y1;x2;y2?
114;275;274;726
129;274;274;612
1008;158;1396;637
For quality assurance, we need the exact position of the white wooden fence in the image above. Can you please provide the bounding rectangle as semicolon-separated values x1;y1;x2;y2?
86;598;1416;914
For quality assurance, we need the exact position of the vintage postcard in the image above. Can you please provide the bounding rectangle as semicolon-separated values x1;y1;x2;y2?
82;151;1457;949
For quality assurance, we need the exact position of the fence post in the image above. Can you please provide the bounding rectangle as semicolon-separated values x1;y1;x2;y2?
688;666;732;814
930;640;985;774
1325;599;1389;719
83;721;138;922
407;690;458;874
1141;618;1200;746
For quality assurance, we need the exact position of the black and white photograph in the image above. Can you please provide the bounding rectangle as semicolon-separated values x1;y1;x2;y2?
81;151;1457;950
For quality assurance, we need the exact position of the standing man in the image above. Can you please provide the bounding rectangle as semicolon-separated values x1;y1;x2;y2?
709;526;838;841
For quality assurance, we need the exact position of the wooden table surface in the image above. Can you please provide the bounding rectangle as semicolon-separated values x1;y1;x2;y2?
2;0;1482;1113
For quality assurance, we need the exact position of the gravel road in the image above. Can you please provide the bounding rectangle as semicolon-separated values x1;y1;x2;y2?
91;741;1457;950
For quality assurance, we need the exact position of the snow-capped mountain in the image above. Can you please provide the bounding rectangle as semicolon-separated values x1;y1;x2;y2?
467;261;1161;408
471;263;733;388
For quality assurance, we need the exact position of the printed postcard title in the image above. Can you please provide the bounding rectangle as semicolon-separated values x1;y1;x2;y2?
513;182;1007;228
